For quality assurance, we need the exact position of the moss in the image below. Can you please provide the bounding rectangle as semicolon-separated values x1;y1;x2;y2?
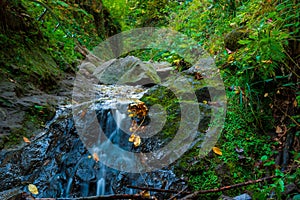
141;85;181;141
0;105;55;149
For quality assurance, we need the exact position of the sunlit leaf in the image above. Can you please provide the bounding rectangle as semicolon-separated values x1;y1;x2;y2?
133;135;141;147
23;136;31;144
212;147;222;155
28;184;39;195
129;134;135;142
264;93;268;97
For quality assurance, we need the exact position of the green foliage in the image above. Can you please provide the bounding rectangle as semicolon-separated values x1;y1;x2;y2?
103;0;183;30
170;0;299;198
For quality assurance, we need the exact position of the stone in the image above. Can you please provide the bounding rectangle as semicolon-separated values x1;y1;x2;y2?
93;56;161;86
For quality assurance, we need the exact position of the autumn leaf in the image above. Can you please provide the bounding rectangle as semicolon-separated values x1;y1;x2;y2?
133;135;141;147
212;147;222;155
129;134;135;142
23;136;31;144
140;190;150;198
93;152;99;162
293;99;297;107
80;109;87;118
28;184;39;195
129;134;141;147
276;126;283;134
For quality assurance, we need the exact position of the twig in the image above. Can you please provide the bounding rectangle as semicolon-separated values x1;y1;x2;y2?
127;185;190;194
35;194;149;200
168;186;189;200
180;175;278;199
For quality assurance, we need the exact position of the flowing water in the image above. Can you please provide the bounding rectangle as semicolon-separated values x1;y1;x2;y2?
0;84;190;198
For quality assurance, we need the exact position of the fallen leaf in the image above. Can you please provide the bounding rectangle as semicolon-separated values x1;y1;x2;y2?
133;135;141;147
80;109;87;118
140;190;150;198
212;147;222;155
23;137;31;144
93;152;99;162
28;184;39;195
276;126;283;134
129;134;135;142
293;99;297;107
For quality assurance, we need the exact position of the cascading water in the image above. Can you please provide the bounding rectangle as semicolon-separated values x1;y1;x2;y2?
0;84;196;198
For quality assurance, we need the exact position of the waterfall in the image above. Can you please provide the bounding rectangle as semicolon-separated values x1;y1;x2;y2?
65;177;73;198
96;178;105;196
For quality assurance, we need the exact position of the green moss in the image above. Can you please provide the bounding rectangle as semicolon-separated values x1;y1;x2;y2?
141;85;181;140
0;105;55;149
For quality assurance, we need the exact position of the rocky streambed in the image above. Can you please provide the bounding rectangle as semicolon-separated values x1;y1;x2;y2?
0;55;226;199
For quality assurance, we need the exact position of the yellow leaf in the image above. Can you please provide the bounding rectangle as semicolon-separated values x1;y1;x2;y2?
262;60;272;64
23;136;31;144
203;100;208;104
129;134;135;142
264;93;268;97
212;147;222;155
93;152;99;162
140;190;150;198
293;99;297;107
227;54;234;62
28;184;39;195
133;135;141;147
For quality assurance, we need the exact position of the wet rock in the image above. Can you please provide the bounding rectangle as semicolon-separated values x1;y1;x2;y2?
93;56;161;86
0;73;74;149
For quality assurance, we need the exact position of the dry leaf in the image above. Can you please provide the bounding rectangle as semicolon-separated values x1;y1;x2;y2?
293;99;297;107
93;152;99;162
23;137;31;144
212;147;222;155
133;135;141;147
80;109;87;118
28;184;39;195
129;134;135;142
140;190;150;198
276;126;283;134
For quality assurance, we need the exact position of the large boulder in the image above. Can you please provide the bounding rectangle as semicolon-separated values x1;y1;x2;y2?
93;56;161;86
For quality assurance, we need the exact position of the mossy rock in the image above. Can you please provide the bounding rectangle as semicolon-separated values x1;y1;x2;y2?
224;28;249;51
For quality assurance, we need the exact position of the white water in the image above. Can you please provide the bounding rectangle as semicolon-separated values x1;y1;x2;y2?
96;178;106;196
65;177;73;197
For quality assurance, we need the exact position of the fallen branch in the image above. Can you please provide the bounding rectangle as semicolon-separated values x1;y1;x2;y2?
180;175;278;199
34;194;149;200
126;185;190;194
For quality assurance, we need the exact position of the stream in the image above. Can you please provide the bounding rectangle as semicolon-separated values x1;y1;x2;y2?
0;84;192;199
0;52;226;199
